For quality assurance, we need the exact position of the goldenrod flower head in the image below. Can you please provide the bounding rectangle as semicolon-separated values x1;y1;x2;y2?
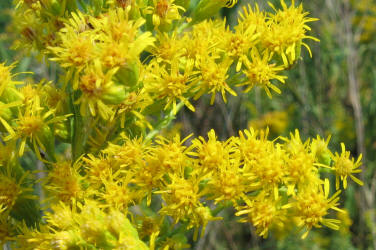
0;102;19;141
0;63;16;96
238;3;266;35
99;176;137;211
282;130;319;194
182;20;226;61
236;193;286;238
195;56;236;104
310;134;332;165
43;161;84;204
191;129;236;174
4;99;67;159
100;42;129;69
0;212;14;244
76;60;124;120
337;209;353;235
158;175;202;225
0;175;23;210
11;10;46;52
19;84;41;106
115;90;153;129
136;215;161;240
0;63;23;102
17;199;146;249
264;0;319;66
151;31;185;63
238;128;284;199
83;154;114;188
294;179;343;239
239;48;286;98
49;25;97;70
192;206;221;239
145;0;185;30
103;135;148;170
44;202;76;230
98;8;154;47
226;24;259;72
0;170;35;210
209;163;247;204
332;143;363;189
40;82;67;114
238;127;269;167
152;133;193;174
145;59;197;113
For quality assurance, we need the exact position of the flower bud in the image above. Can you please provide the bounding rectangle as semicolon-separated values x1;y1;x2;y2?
191;0;237;24
102;84;127;105
116;62;140;87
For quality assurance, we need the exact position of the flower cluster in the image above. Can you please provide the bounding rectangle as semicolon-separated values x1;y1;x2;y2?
0;0;364;249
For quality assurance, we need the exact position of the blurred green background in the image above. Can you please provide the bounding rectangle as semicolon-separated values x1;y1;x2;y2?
1;0;376;249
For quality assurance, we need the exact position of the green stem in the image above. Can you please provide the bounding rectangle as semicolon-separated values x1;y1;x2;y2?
70;92;91;162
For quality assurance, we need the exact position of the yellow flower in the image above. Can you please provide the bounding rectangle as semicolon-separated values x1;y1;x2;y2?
0;211;14;244
157;174;205;231
145;0;185;30
310;134;332;165
40;82;67;114
182;20;225;62
190;129;237;175
194;56;236;104
263;0;319;66
99;174;137;211
239;48;287;98
237;3;267;35
226;23;259;72
145;58;197;113
103;134;148;170
152;133;193;175
49;21;97;83
0;168;36;211
4;99;68;160
150;31;185;63
42;161;84;204
236;192;287;238
294;179;343;239
332;143;363;189
238;128;285;199
97;8;155;61
208;162;249;204
82;154;114;188
282;130;319;194
0;63;22;98
75;60;124;120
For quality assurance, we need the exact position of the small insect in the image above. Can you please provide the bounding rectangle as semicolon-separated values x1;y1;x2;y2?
225;0;238;8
